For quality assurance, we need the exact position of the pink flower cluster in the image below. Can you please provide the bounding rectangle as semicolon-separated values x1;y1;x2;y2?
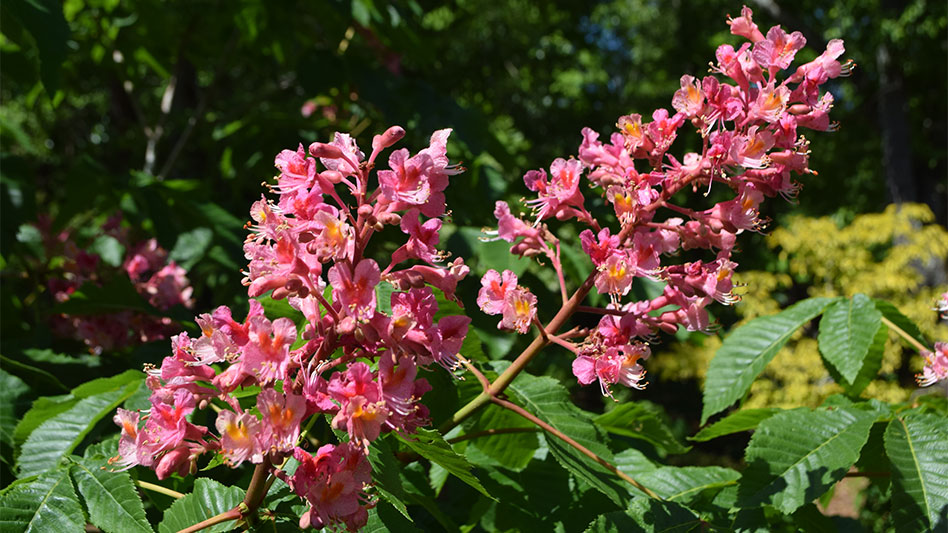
113;128;470;531
38;215;193;354
480;6;851;398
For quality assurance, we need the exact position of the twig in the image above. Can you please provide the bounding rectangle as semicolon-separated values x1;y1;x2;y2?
136;480;185;499
880;316;929;353
176;507;243;533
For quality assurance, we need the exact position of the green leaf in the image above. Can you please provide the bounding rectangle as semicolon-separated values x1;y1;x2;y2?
736;406;876;513
872;299;928;348
157;479;244;533
90;235;125;267
584;498;701;532
884;410;948;532
396;428;493;499
846;321;887;396
689;408;781;442
14;395;77;444
702;297;835;424
375;282;396;315
818;294;882;385
0;370;30;451
71;370;145;398
17;381;140;478
0;354;68;392
0;467;84;533
366;436;413;521
635;466;739;503
169;227;214;270
594;401;690;455
462;404;539;471
4;0;70;94
70;456;152;533
501;366;629;507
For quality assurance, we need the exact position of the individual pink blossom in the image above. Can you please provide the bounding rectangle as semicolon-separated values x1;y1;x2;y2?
274;143;316;194
328;259;381;321
671;75;705;118
934;292;948;320
216;410;262;466
242;316;297;385
499;288;537;334
477;269;518;315
292;443;372;532
754;25;806;71
523;158;585;221
580;228;621;267
328;362;388;450
595;254;635;300
572;343;650;398
917;342;948;387
257;389;307;453
431;315;471;369
727;5;764;43
392;208;444;264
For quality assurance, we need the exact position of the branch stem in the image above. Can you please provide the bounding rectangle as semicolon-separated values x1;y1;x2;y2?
176;507;243;533
136;480;185;499
880;316;929;353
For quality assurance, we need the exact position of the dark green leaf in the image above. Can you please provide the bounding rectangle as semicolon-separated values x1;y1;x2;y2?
53;277;160;316
0;370;30;451
367;436;413;521
169;227;214;270
689;408;781;442
594;401;690;455
4;0;70;94
462;404;539;471
818;294;882;384
702;297;835;424
396;428;492;499
846;321;887;396
157;479;244;533
884;410;948;532
636;466;739;503
736;406;875;513
70;456;152;533
584;498;701;532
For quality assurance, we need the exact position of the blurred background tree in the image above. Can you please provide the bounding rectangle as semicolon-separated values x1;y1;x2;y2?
2;0;945;491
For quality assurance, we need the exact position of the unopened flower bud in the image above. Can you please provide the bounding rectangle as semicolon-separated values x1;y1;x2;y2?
272;287;290;300
336;316;356;335
377;212;401;226
298;231;316;243
309;142;344;159
788;104;811;115
372;125;406;153
320;170;343;184
357;205;374;217
373;221;384;231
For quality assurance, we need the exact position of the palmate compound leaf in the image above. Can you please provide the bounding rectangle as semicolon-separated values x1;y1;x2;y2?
689;408;781;442
593;401;690;455
0;467;84;533
736;405;876;514
817;293;882;385
69;456;152;533
496;363;630;508
884;410;948;532
702;297;836;424
17;379;142;478
157;478;244;533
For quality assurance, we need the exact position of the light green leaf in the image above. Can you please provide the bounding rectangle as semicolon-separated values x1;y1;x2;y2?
170;227;214;270
396;428;492;499
70;456;152;533
736;406;875;513
818;293;882;384
14;395;77;445
500;366;629;507
90;235;125;267
689;408;781;442
157;479;244;533
0;467;84;533
635;466;739;503
884;410;948;532
594;401;690;455
17;381;141;478
702;297;835;424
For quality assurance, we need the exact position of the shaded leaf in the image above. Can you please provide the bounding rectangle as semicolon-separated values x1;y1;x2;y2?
873;299;928;348
594;401;690;455
702;297;835;424
636;466;739;503
396;428;492;499
584;498;701;532
736;406;875;513
846;321;887;396
366;436;413;521
462;404;539;471
689;408;781;442
4;0;70;94
170;227;214;270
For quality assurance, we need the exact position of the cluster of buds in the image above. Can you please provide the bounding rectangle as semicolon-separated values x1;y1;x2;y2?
112;127;471;531
480;5;852;398
37;214;193;354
